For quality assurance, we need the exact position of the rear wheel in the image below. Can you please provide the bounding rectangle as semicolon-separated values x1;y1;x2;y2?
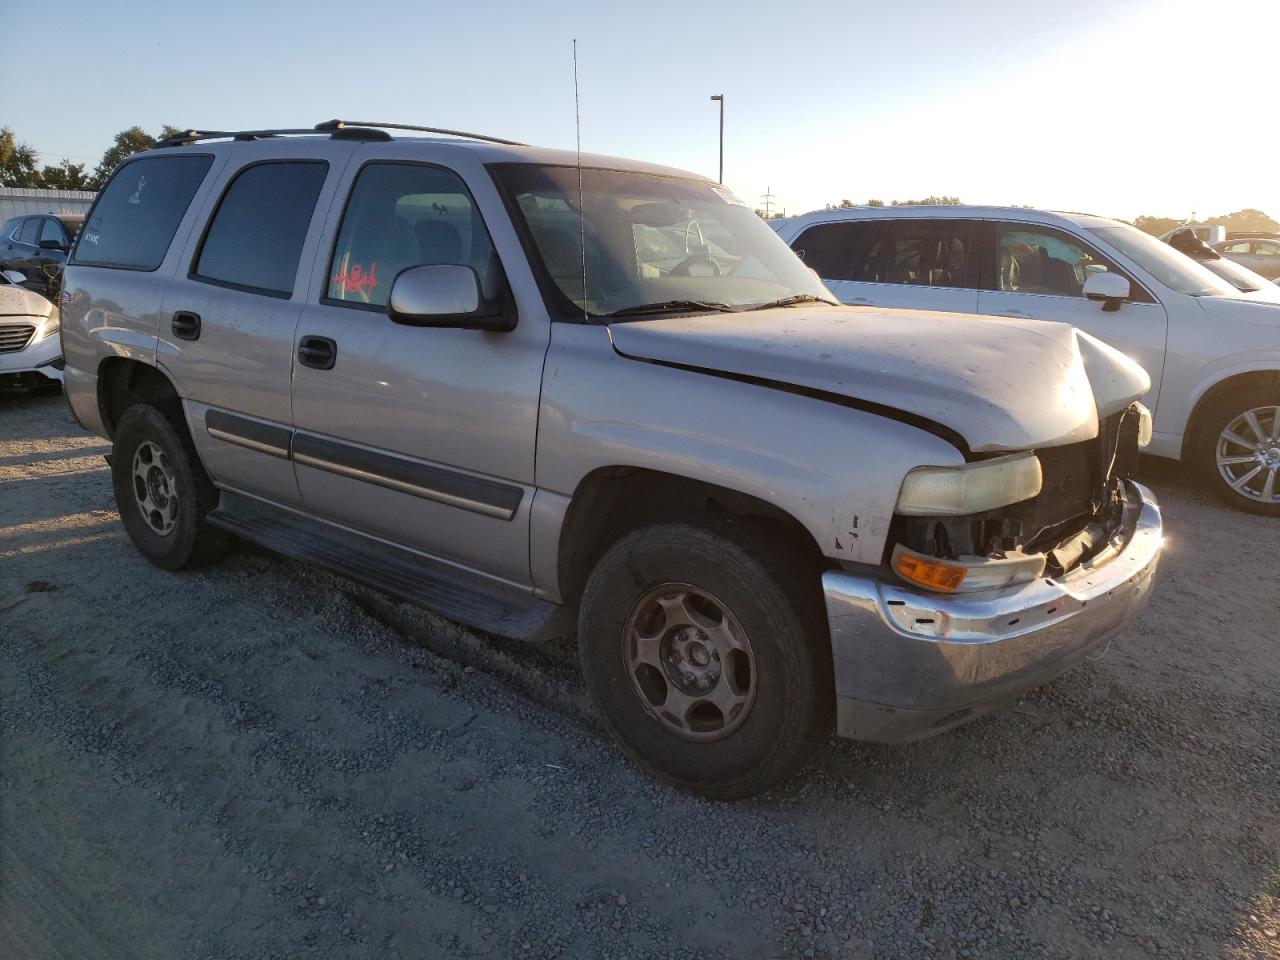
577;516;833;799
1192;384;1280;516
111;403;229;569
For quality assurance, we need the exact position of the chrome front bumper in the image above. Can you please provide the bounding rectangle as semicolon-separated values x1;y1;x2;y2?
824;481;1162;742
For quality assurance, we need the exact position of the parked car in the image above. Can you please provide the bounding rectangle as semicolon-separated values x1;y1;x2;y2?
59;123;1162;797
773;206;1280;514
1159;224;1224;246
0;212;84;296
1165;227;1278;292
0;271;63;389
1213;237;1280;279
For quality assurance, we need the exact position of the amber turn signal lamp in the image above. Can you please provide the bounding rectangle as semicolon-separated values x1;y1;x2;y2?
893;551;968;592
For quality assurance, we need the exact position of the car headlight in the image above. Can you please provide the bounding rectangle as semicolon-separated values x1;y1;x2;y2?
36;313;60;342
895;452;1043;516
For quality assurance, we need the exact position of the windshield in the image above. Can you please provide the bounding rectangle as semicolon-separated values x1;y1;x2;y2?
494;164;833;319
1088;224;1238;297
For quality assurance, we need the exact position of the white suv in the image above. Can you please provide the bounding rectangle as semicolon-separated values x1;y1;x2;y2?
773;207;1280;514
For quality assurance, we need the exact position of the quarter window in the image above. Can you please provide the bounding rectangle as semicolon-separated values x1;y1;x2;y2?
194;161;328;297
72;154;213;270
327;162;500;309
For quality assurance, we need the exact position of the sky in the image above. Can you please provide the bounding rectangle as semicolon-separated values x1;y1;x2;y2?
2;0;1276;222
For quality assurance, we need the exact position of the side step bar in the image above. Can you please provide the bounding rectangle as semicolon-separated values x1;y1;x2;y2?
207;492;574;642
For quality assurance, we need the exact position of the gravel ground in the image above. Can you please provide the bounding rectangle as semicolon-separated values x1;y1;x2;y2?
1;389;1276;960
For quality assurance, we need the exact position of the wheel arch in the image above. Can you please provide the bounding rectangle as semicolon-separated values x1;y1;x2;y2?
97;357;182;438
1181;368;1280;459
555;465;829;608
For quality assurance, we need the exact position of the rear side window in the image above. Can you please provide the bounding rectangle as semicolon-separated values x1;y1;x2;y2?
791;221;885;282
884;220;973;288
18;219;40;244
72;154;213;270
326;162;500;309
193;161;328;298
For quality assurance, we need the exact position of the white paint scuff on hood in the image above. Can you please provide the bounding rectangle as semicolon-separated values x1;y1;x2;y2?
607;306;1151;453
0;285;55;319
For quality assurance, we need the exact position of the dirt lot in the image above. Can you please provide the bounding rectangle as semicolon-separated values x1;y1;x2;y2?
1;389;1276;960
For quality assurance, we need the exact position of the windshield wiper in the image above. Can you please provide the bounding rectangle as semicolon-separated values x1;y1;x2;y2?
748;293;840;310
602;299;736;318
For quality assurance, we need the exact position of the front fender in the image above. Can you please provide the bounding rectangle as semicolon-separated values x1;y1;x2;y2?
536;323;964;574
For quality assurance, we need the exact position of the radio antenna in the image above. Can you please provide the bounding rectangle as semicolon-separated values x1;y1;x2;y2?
573;38;588;322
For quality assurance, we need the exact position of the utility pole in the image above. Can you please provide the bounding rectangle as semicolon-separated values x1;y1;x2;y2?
760;186;776;219
709;94;724;183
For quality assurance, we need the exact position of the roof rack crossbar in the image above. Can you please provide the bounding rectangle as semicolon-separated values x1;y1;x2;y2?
315;119;525;146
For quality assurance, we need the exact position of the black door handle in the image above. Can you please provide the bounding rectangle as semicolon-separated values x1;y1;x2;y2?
297;335;337;370
171;311;201;341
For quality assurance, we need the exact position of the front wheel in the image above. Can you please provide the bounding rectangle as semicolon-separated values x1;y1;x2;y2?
1192;385;1280;516
577;516;833;799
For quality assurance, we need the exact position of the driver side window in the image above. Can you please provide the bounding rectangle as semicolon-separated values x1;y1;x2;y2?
992;224;1132;299
327;162;500;309
39;218;66;247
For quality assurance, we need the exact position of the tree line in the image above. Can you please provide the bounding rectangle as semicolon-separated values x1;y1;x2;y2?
0;126;181;192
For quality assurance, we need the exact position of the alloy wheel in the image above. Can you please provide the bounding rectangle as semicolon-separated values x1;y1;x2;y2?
1215;405;1280;505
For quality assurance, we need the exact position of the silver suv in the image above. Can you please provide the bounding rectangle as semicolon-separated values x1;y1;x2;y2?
61;121;1163;798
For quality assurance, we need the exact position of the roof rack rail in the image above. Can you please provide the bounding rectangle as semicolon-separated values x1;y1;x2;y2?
315;120;525;146
156;126;392;148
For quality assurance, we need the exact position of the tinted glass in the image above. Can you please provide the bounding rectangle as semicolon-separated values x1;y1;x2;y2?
73;155;213;270
194;161;327;297
884;220;971;287
17;219;39;244
791;221;885;282
328;163;500;308
39;218;65;245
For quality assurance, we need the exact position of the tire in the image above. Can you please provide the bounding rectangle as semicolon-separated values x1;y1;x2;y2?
111;402;230;570
577;515;833;799
1190;382;1280;516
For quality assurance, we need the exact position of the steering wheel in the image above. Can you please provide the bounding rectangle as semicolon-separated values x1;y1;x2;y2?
669;255;722;278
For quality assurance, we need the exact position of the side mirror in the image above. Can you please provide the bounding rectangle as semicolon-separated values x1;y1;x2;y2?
1083;272;1130;312
38;239;66;251
387;265;513;331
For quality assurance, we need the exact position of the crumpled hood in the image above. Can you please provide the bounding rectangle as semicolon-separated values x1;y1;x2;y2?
0;284;54;318
607;306;1151;453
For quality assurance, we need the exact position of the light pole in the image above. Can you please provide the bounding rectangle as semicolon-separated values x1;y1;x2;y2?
709;94;724;183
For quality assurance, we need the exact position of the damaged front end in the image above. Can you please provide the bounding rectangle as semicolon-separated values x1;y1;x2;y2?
887;403;1150;593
